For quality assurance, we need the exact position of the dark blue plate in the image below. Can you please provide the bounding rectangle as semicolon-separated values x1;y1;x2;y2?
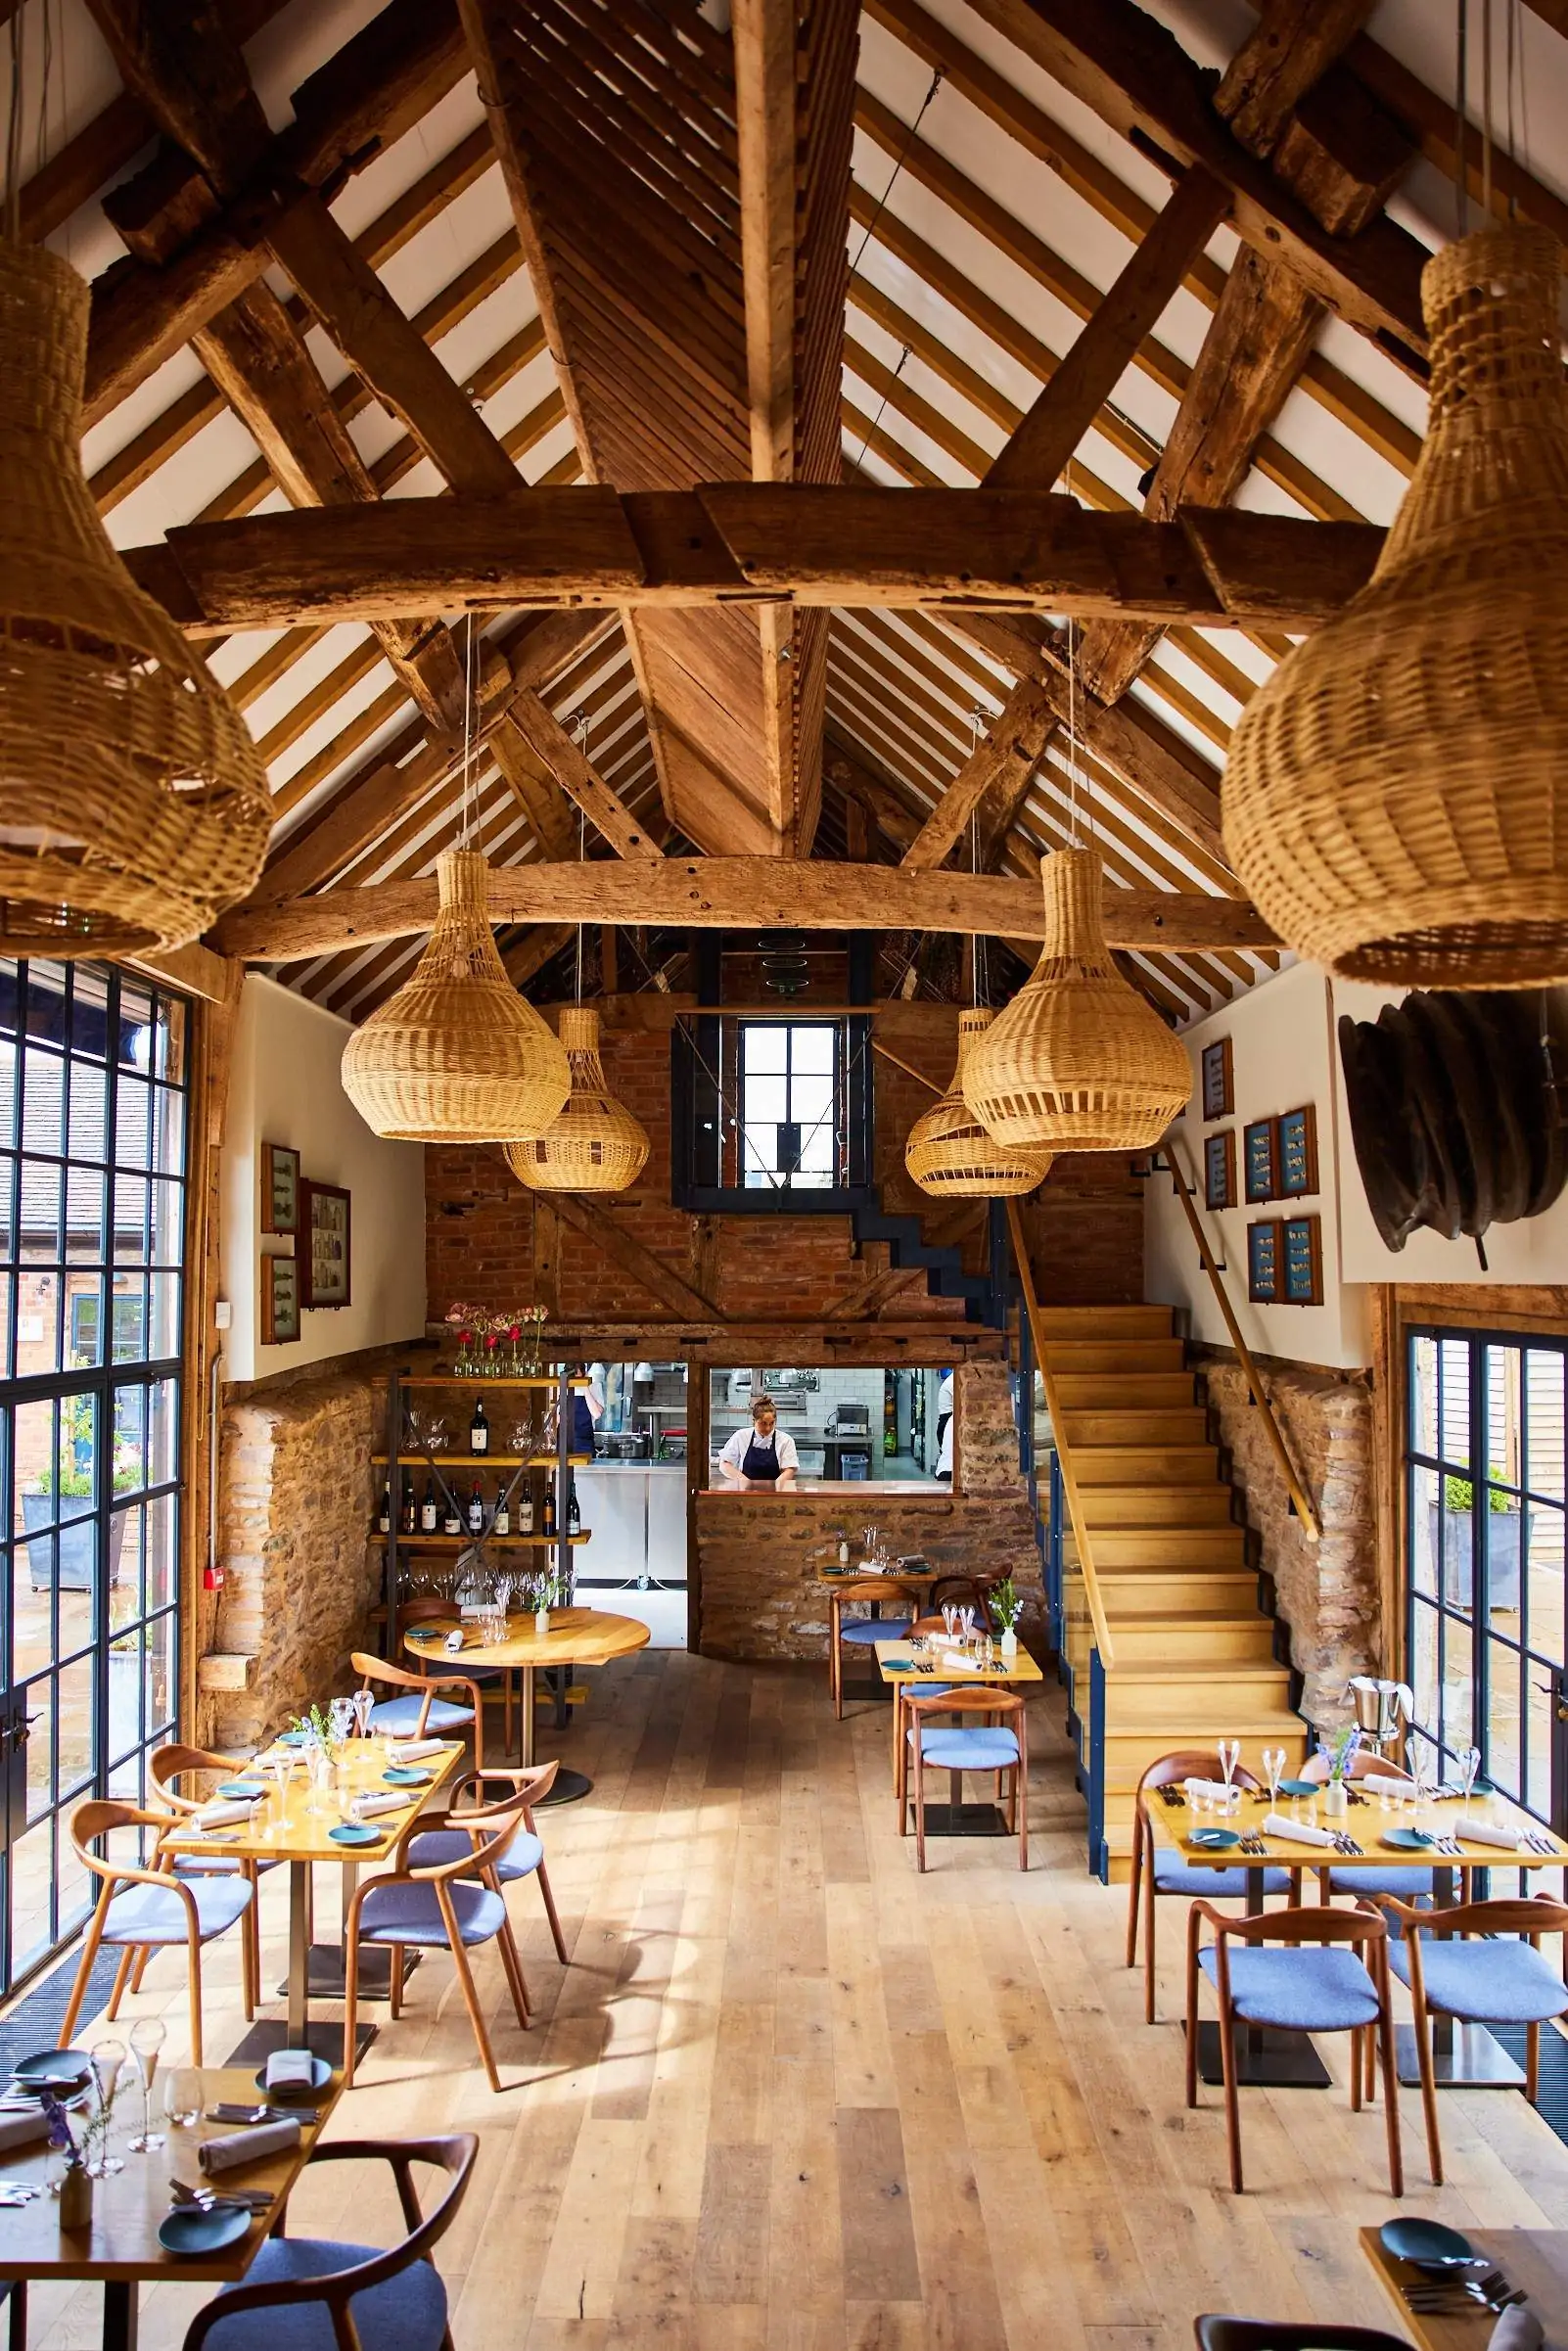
328;1823;380;1848
159;2205;254;2258
1189;1827;1240;1851
255;2053;332;2100
1380;2218;1474;2269
10;2050;91;2097
1278;1778;1317;1798
1382;1826;1435;1851
382;1767;432;1786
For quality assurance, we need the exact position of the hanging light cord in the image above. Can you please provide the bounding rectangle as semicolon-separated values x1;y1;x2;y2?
848;67;944;472
573;712;588;1005
458;613;478;850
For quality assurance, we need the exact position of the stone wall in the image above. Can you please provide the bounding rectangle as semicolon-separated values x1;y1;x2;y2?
206;1372;380;1749
696;1360;1041;1658
1195;1345;1377;1731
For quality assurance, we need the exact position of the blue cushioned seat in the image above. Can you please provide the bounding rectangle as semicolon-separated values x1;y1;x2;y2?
840;1618;912;1645
1327;1866;1436;1900
102;1873;252;1946
406;1826;544;1884
173;1853;283;1879
200;2236;447;2351
367;1694;475;1737
1198;1944;1379;2031
356;1878;507;1949
1390;1934;1568;2023
1154;1857;1291;1898
909;1727;1020;1771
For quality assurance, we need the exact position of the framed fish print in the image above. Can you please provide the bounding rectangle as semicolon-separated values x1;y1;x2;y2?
261;1142;300;1234
300;1179;351;1310
1281;1214;1323;1306
1204;1129;1236;1211
1201;1037;1233;1121
1243;1117;1278;1205
260;1252;300;1345
1277;1104;1318;1199
1246;1220;1281;1305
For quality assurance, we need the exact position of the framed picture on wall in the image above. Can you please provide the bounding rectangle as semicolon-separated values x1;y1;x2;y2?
1243;1117;1278;1204
1203;1129;1236;1211
300;1179;351;1310
1246;1220;1281;1304
1281;1213;1323;1306
1277;1105;1318;1199
1201;1037;1233;1121
260;1142;300;1234
260;1252;300;1345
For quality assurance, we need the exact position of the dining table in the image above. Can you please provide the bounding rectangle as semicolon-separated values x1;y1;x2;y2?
1147;1782;1568;2091
1360;2226;1568;2351
403;1607;651;1798
875;1636;1042;1833
157;1735;466;2066
0;2060;343;2351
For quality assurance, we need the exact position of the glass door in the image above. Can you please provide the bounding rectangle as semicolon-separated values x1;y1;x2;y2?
1407;1328;1566;1831
0;960;189;1992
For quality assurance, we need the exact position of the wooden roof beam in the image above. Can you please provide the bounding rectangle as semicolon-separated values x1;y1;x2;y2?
1214;0;1413;237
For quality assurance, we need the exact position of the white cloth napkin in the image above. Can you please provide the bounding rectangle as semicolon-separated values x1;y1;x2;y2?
388;1737;445;1763
1184;1777;1237;1803
1454;1816;1523;1850
1262;1813;1337;1847
195;1799;260;1829
1362;1773;1414;1796
198;2117;300;2176
0;2109;50;2153
352;1789;413;1819
1489;2306;1544;2351
936;1652;979;1673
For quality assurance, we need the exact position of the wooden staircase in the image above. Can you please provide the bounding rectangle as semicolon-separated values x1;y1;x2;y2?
1032;1304;1309;1879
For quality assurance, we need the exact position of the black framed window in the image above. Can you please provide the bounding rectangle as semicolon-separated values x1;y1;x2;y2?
739;1022;841;1190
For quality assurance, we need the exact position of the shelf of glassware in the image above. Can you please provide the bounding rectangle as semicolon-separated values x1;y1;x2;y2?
370;1531;591;1550
372;1453;593;1469
397;1375;590;1391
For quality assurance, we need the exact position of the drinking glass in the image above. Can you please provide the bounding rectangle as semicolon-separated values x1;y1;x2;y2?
1460;1744;1481;1811
163;2069;201;2130
88;2040;125;2175
306;1744;332;1818
126;2018;165;2152
267;1750;293;1837
351;1687;374;1741
1218;1738;1240;1794
329;1697;354;1746
1262;1746;1284;1809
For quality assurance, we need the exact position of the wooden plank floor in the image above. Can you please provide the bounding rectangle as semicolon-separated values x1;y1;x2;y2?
23;1651;1568;2350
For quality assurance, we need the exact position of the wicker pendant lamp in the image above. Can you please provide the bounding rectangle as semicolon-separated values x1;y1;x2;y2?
963;850;1190;1152
1223;222;1568;986
505;1004;650;1193
341;848;570;1141
0;242;270;953
904;1009;1054;1195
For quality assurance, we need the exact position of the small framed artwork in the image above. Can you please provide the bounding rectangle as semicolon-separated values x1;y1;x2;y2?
1204;1129;1236;1211
1277;1104;1318;1199
1281;1213;1323;1306
1246;1220;1281;1305
260;1253;300;1345
1201;1037;1233;1121
261;1142;300;1235
300;1179;351;1310
1243;1117;1278;1205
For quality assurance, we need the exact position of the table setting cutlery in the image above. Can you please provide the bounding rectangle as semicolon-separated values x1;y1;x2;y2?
1238;1835;1269;1857
1401;2268;1524;2315
169;2180;274;2212
207;2103;319;2126
1522;1832;1558;1856
1331;1833;1364;1856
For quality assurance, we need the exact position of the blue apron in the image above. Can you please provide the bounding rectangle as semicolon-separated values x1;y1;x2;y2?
742;1432;781;1482
573;1393;597;1452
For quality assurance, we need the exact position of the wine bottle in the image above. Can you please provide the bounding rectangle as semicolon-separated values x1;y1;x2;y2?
470;1398;489;1454
420;1476;438;1535
518;1481;534;1536
567;1481;580;1536
467;1480;484;1536
400;1474;417;1535
378;1483;392;1535
541;1483;557;1539
493;1487;511;1537
442;1486;462;1537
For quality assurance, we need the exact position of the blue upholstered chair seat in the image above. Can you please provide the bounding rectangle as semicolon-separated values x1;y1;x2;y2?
1328;1866;1436;1900
840;1618;912;1645
173;1853;282;1879
1198;1944;1379;2030
367;1694;475;1737
200;2237;447;2351
103;1873;252;1946
406;1827;544;1884
356;1878;507;1949
909;1726;1020;1771
1390;1935;1568;2023
1154;1857;1291;1898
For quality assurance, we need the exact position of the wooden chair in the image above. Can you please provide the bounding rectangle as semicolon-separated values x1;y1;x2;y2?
1375;1893;1568;2183
115;1743;281;2014
1299;1749;1444;1904
400;1597;514;1754
182;2133;477;2351
404;1761;571;2003
828;1577;914;1719
342;1789;535;2090
1195;2322;1411;2351
351;1650;488;1768
890;1616;984;1813
1185;1900;1403;2195
1126;1751;1294;2023
59;1801;254;2066
928;1575;997;1631
904;1686;1028;1872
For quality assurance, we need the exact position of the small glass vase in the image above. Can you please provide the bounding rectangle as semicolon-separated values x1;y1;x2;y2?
1323;1778;1349;1818
59;2161;93;2232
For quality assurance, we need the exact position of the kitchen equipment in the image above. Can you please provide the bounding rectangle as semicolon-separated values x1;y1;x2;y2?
1347;1677;1414;1755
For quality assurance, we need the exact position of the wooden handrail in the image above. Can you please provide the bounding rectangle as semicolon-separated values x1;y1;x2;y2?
1159;1139;1322;1544
1005;1199;1115;1672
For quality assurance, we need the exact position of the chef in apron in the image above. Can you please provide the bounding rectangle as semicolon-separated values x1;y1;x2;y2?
717;1397;800;1490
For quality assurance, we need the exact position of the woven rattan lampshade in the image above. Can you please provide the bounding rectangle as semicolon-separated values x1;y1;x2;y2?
505;1005;650;1193
1223;222;1568;986
963;850;1190;1152
341;848;570;1142
904;1009;1054;1195
0;241;270;954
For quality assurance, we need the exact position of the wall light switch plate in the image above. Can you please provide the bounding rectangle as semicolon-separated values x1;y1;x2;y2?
214;1299;233;1330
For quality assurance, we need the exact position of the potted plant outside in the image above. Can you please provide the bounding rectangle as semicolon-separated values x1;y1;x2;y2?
991;1578;1022;1657
1426;1470;1527;1612
23;1404;135;1591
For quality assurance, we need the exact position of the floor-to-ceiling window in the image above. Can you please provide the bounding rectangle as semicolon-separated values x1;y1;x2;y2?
1407;1328;1566;1831
0;961;189;1991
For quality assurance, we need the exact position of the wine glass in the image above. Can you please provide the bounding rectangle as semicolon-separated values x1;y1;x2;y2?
329;1696;354;1746
126;2018;165;2152
163;2068;201;2131
306;1743;332;1818
1459;1744;1481;1811
1262;1746;1285;1810
267;1750;293;1837
351;1687;374;1741
88;2039;125;2175
1218;1739;1241;1821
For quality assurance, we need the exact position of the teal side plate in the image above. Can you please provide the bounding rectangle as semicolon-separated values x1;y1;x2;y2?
160;2205;254;2258
382;1767;432;1786
881;1657;912;1672
1278;1778;1317;1798
328;1822;380;1847
1381;1826;1435;1851
1380;2217;1473;2268
218;1781;264;1801
1189;1827;1240;1851
276;1729;309;1746
255;2053;332;2100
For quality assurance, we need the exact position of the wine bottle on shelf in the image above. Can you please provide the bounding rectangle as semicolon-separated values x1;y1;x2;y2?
541;1483;557;1540
567;1480;580;1537
378;1483;392;1536
470;1398;489;1454
518;1480;534;1536
399;1473;416;1536
493;1486;511;1537
419;1476;438;1535
467;1480;484;1536
442;1486;462;1537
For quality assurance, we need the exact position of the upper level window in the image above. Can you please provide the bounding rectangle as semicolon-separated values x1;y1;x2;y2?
739;1022;840;1190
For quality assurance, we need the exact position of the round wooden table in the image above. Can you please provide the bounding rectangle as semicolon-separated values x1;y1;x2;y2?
403;1606;651;1800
